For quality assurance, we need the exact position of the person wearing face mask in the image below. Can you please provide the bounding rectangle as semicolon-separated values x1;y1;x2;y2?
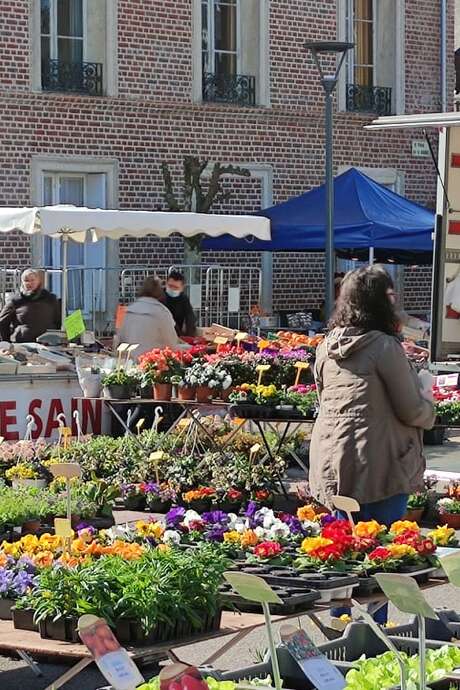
0;269;60;343
163;269;197;337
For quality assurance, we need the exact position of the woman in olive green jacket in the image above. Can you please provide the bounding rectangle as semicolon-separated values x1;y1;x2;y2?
310;265;435;522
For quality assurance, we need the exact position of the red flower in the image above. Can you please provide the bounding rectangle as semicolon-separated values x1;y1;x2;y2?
255;489;271;501
322;520;352;537
227;488;243;502
188;520;205;532
352;536;378;553
368;547;392;561
254;541;283;559
310;544;344;562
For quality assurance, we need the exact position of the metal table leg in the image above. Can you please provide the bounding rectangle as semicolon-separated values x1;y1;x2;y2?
17;649;42;676
44;657;94;690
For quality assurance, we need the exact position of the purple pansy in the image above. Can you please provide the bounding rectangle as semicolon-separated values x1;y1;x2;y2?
166;506;186;527
201;511;229;526
12;571;36;596
320;514;336;526
142;482;160;495
204;526;226;542
0;568;13;596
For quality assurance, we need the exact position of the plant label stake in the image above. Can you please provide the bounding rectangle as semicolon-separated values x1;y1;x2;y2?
293;362;309;387
136;418;145;435
440;552;460;587
73;409;82;442
373;575;439;690
224;572;283;690
214;336;228;353
332;495;360;528
125;409;134;437
256;364;271;387
249;443;261;465
351;600;408;690
280;625;346;690
116;343;129;370
49;462;82;554
150;451;164;484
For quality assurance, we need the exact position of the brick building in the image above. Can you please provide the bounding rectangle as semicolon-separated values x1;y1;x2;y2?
0;0;454;327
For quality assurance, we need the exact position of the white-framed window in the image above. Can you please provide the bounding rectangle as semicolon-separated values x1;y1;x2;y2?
337;0;404;115
201;0;239;79
31;0;118;96
193;0;269;107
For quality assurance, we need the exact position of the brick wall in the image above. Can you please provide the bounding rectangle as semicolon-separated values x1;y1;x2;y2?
403;266;432;313
0;0;454;317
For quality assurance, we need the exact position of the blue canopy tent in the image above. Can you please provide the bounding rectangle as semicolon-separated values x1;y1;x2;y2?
203;168;434;264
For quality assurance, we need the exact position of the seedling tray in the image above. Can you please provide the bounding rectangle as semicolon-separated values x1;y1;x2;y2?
219;583;320;614
389;610;460;642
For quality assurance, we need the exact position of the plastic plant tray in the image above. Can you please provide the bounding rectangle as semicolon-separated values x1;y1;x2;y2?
219;583;320;615
389;610;460;642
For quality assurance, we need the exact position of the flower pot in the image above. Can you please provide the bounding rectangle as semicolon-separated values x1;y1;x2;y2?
145;497;171;513
12;608;38;632
196;386;213;403
184;499;211;514
139;385;153;399
403;508;425;523
103;384;132;400
12;479;46;490
220;387;234;402
0;598;14;620
123;495;146;511
21;519;42;535
39;616;80;642
218;500;242;514
438;512;460;529
178;387;196;401
424;427;445;445
153;383;172;401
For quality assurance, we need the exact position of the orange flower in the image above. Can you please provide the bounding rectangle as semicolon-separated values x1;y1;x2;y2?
0;552;8;567
297;505;317;522
32;550;54;568
240;530;259;547
390;520;420;535
58;553;80;568
157;543;171;553
355;520;386;539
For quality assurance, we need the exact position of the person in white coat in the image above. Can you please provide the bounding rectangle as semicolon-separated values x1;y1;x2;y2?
118;276;189;358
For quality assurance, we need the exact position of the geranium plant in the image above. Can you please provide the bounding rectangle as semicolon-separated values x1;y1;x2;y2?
138;348;188;384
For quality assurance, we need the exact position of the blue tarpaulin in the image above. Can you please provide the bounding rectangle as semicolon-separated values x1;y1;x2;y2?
203;168;434;262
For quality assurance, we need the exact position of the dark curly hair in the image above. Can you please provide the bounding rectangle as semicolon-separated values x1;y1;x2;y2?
328;265;400;336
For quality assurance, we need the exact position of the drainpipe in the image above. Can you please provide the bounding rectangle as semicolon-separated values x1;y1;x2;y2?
441;0;447;111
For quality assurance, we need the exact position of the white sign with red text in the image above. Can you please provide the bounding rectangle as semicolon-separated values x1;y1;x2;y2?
0;377;109;440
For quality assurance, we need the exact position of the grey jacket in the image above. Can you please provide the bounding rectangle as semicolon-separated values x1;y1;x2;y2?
118;297;185;358
309;327;435;508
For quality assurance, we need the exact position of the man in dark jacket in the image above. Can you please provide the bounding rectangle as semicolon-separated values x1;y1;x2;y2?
0;269;60;342
163;269;196;337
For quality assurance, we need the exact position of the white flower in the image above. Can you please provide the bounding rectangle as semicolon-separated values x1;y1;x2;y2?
268;520;290;540
254;526;266;539
163;530;181;545
183;510;201;527
301;520;321;535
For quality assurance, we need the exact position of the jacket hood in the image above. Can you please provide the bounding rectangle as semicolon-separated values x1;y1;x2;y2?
127;297;168;316
325;327;383;360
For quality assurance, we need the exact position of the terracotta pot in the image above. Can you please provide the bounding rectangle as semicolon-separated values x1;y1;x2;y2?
196;386;213;403
153;383;172;401
178;387;196;401
404;508;425;524
220;387;234;402
21;519;41;535
438;512;460;529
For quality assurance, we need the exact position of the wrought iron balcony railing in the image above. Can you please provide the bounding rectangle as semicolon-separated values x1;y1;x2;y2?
41;59;103;96
202;72;256;107
346;83;393;116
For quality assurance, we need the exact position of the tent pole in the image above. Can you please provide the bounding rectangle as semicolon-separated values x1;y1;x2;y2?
369;246;374;265
61;232;68;328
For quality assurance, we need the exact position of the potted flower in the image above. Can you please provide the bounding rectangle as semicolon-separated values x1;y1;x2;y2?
218;487;245;513
101;370;138;400
404;492;428;523
182;487;217;513
5;463;47;490
246;541;289;566
121;483;146;511
138;348;185;401
436;497;460;529
427;524;459;547
170;375;196;401
184;362;232;403
0;566;37;620
143;482;176;513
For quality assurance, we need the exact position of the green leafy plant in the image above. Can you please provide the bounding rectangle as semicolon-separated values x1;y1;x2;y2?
101;370;138;387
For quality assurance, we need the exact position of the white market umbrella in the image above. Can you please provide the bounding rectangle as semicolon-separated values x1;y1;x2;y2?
0;205;271;325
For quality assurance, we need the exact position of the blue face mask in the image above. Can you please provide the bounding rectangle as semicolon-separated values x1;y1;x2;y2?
166;288;182;298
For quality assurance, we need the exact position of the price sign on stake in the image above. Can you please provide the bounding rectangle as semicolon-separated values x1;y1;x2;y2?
256;364;271;386
224;572;283;690
150;451;165;483
439;552;460;587
235;332;248;345
136;418;145;434
280;626;345;690
64;309;86;341
332;495;360;528
373;573;438;619
249;443;261;463
293;361;310;387
54;518;73;539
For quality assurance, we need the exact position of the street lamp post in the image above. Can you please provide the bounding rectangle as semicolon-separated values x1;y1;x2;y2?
305;41;353;318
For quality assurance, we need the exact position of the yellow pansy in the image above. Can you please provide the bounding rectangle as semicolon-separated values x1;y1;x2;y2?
135;520;164;539
300;536;333;554
297;505;317;522
355;520;386;539
1;541;22;558
223;531;241;544
39;534;64;552
157;543;171;553
390;520;420;535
